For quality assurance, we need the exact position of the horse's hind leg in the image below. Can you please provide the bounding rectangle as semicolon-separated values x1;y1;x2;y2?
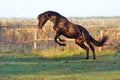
83;32;96;59
86;41;96;60
75;39;89;59
89;44;96;60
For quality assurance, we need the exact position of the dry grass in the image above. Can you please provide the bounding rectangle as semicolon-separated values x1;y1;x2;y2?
0;17;120;50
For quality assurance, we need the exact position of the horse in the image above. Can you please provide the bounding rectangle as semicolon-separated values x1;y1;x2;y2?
37;11;108;60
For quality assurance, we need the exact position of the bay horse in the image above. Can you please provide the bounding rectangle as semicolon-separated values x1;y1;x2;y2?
37;11;108;60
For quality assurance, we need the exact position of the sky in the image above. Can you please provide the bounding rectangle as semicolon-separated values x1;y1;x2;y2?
0;0;120;18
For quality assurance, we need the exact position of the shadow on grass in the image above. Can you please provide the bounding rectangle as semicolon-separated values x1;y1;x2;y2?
0;51;120;77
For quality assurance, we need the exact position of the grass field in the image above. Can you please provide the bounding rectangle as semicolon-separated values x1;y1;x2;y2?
0;49;120;80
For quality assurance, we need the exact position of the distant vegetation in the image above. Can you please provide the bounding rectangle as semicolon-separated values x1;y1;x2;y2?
0;17;120;27
0;17;120;51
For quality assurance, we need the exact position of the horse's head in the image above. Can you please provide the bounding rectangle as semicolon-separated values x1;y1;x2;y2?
37;12;48;29
37;11;63;29
37;11;67;29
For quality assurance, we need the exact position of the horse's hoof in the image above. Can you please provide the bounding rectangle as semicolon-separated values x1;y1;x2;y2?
62;39;66;42
60;44;66;46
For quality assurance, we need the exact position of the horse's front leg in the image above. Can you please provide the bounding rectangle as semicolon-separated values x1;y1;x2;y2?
54;32;66;46
58;37;66;42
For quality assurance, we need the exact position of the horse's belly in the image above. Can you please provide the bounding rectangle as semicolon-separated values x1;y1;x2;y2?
63;25;80;38
63;32;77;38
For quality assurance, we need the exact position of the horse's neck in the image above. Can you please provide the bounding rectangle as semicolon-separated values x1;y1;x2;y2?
48;16;57;24
49;15;68;30
49;15;67;23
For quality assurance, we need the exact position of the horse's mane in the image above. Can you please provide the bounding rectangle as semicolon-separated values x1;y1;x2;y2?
46;11;68;20
37;11;68;20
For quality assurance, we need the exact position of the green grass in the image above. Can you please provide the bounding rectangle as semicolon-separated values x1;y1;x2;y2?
0;49;120;80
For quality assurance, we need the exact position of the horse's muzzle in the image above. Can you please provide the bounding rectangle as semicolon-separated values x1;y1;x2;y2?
38;25;42;29
39;27;42;29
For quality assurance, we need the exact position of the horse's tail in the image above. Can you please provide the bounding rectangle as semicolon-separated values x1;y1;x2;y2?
90;35;109;46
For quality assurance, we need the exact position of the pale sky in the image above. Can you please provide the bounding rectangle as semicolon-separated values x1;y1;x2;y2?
0;0;120;18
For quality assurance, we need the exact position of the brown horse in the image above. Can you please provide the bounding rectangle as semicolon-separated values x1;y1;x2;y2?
37;11;108;60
